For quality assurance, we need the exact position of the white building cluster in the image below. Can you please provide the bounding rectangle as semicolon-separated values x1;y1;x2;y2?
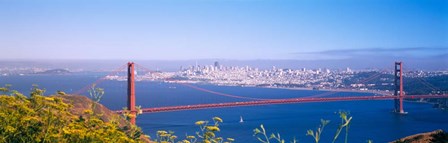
118;63;358;89
100;62;446;91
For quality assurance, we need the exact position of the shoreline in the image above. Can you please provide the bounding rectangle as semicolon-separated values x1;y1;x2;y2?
164;80;448;109
123;79;445;108
161;80;392;96
259;86;391;95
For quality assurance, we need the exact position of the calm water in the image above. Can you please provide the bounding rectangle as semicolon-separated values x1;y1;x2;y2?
1;74;448;142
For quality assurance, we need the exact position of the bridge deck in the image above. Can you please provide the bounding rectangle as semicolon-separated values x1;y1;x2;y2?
116;94;448;113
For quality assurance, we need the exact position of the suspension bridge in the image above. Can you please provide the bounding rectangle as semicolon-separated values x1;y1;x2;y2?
73;62;448;125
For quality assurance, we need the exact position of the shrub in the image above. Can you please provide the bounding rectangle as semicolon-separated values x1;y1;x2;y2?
0;85;143;143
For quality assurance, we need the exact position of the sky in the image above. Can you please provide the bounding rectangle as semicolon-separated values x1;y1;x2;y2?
0;0;447;61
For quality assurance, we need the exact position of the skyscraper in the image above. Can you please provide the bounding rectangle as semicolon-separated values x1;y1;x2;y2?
214;61;220;68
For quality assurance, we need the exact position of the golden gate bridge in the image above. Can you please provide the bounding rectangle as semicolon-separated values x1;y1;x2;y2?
73;62;448;125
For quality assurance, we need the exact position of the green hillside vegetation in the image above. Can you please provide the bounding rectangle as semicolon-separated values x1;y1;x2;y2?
0;85;147;143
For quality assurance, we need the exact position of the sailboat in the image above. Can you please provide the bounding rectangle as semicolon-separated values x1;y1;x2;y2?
239;116;244;123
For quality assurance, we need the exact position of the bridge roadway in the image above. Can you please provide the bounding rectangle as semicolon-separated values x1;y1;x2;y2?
117;94;448;113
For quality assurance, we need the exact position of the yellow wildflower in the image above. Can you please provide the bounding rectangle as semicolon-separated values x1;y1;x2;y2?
44;97;54;101
195;120;206;126
5;126;16;132
160;133;170;137
83;109;93;114
206;126;220;132
170;135;177;140
213;117;223;122
157;130;168;135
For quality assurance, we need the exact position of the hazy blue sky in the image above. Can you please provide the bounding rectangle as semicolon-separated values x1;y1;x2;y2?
0;0;447;60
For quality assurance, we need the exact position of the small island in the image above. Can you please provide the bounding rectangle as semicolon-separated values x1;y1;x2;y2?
35;69;71;75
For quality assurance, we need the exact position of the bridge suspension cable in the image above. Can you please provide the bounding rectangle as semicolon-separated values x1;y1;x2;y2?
74;63;390;101
118;94;448;113
133;63;274;100
72;63;128;95
415;77;441;92
303;91;338;98
178;83;272;100
133;63;373;100
357;69;388;84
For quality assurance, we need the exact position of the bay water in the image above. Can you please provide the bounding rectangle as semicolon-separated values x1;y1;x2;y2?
1;74;447;142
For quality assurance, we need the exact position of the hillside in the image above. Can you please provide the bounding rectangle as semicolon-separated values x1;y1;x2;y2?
391;130;448;143
57;94;151;143
0;92;150;143
57;95;129;127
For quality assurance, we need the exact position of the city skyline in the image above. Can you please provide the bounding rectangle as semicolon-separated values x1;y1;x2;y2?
1;1;448;142
0;0;446;61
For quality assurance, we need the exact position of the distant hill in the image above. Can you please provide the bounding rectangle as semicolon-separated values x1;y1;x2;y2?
35;69;70;74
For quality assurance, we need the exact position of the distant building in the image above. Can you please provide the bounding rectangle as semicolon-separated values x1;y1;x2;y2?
214;61;220;67
346;67;352;73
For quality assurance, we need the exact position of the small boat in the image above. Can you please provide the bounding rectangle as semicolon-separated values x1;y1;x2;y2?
239;116;244;123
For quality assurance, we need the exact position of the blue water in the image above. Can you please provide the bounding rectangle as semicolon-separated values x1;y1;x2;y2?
1;74;448;142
